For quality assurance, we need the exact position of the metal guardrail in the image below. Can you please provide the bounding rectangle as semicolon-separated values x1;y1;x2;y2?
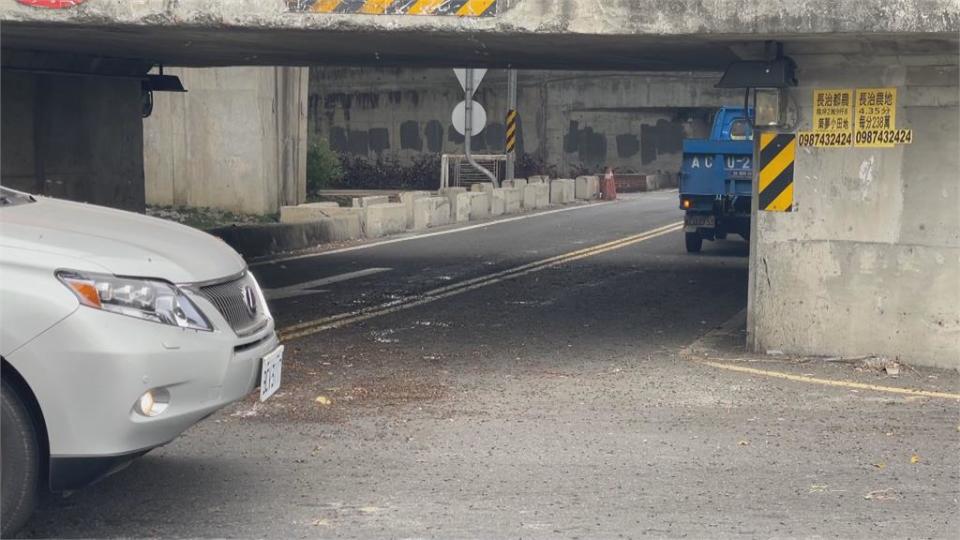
440;154;507;190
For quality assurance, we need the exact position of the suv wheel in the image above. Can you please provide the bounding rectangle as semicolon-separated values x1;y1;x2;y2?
1;379;39;538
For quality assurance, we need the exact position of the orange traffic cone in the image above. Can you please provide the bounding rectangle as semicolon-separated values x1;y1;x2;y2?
600;167;618;201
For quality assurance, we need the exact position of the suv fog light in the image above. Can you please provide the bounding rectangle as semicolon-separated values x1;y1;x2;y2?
136;388;170;417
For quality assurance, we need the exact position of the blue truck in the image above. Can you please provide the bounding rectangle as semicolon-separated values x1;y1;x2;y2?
678;107;754;253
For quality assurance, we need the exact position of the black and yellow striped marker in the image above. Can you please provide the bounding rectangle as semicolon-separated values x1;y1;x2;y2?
758;132;796;212
505;109;517;153
289;0;497;16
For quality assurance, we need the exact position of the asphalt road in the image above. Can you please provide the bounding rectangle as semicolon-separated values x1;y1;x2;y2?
24;192;960;539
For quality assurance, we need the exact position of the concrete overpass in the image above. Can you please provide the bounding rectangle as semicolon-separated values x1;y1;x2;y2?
1;0;958;69
2;0;958;369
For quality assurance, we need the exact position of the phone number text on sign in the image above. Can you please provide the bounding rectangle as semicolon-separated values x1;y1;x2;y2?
797;131;852;148
855;129;913;146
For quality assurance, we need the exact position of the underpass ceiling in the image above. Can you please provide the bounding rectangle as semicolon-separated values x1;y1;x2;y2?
2;23;957;71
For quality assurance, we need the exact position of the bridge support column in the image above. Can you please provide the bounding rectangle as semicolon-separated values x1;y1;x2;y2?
1;52;149;211
748;48;959;369
144;66;308;215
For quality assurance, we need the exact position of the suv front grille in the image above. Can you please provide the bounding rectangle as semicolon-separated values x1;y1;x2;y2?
195;273;267;336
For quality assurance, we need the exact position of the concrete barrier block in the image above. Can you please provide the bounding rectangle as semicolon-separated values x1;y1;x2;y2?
550;178;576;204
643;173;678;191
210;214;363;259
523;183;549;209
413;196;451;230
363;203;407;238
470;182;495;194
502;178;528;189
352;195;390;208
439;186;467;197
451;192;471;223
399;191;431;228
528;175;549;184
281;203;364;224
326;214;364;241
490;189;507;216
503;188;523;214
279;202;339;223
468;192;491;220
438;187;471;223
575;175;601;200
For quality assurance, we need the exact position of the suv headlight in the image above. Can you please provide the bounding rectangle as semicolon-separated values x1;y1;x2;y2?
57;270;213;331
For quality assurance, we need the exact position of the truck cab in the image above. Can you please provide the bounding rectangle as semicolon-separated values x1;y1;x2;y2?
678;107;754;252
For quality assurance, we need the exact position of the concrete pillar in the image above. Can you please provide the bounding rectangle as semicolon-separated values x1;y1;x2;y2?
1;56;148;211
143;66;308;215
748;52;959;369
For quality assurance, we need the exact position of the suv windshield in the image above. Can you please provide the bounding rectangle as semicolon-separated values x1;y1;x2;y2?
0;187;36;207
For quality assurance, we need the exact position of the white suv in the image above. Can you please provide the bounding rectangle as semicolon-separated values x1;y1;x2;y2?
0;188;282;535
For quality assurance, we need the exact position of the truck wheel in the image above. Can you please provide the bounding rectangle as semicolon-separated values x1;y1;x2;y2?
685;232;703;253
1;379;39;538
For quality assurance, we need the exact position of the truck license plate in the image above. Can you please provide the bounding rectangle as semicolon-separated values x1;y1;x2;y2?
686;215;715;228
259;345;283;402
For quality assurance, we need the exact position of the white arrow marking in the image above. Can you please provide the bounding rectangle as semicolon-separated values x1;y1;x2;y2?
264;268;392;300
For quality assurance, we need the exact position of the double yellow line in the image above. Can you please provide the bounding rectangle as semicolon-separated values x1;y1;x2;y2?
279;221;683;341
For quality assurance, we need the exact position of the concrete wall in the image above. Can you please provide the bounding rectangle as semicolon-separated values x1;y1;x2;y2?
748;47;960;369
310;68;738;179
144;66;308;215
1;71;145;211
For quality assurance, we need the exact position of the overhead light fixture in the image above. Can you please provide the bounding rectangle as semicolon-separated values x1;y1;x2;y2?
143;74;186;92
140;65;186;118
143;65;186;92
716;57;798;89
716;43;797;128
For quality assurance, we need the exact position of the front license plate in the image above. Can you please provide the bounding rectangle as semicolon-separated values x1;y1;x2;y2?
259;345;283;402
685;215;715;228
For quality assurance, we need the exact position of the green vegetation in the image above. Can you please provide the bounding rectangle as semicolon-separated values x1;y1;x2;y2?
306;138;344;195
146;206;277;231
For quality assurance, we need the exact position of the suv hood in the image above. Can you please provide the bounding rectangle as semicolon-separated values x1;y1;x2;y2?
0;195;245;284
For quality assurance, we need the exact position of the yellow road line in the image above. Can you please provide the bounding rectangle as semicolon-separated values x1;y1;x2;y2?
702;360;960;400
280;221;680;334
279;222;682;341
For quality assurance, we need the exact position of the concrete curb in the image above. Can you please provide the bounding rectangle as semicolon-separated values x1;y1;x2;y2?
227;181;621;258
210;216;362;259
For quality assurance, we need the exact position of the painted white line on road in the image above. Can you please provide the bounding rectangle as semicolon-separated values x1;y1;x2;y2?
264;267;391;300
279;222;682;341
251;200;617;267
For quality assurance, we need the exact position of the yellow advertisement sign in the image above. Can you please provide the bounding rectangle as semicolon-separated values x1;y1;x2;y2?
799;86;912;148
797;89;853;147
854;87;901;148
814;89;853;133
